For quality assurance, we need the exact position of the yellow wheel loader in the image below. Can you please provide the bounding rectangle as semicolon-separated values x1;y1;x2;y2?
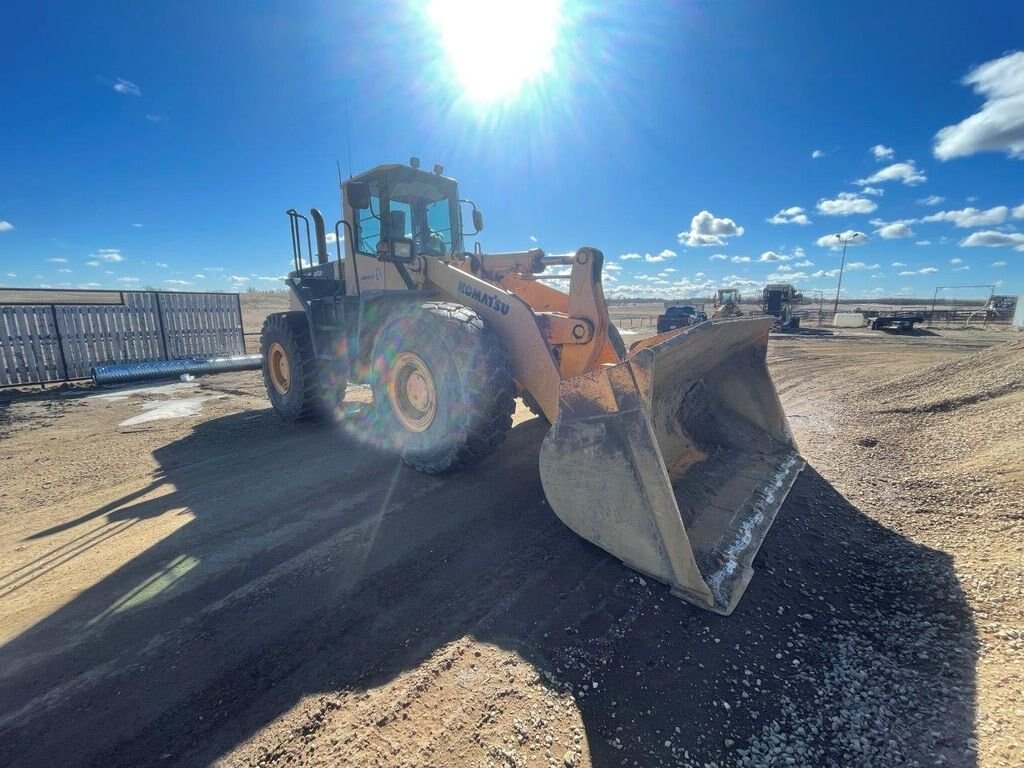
261;160;804;614
712;287;744;319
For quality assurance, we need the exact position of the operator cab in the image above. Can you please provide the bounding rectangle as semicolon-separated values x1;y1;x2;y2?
344;162;482;264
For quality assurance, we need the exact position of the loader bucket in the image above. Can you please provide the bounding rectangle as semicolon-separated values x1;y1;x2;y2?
539;317;804;615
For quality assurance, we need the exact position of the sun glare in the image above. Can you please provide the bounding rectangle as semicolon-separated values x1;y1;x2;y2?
428;0;564;105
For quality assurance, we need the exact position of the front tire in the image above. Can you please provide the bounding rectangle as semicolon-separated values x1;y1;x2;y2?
371;302;515;473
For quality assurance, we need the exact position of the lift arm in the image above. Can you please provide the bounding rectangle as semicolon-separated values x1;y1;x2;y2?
421;248;612;421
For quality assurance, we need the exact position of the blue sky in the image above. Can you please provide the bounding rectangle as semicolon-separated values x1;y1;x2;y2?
1;0;1023;302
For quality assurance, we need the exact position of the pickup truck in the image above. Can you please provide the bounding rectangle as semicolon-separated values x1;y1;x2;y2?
656;305;705;334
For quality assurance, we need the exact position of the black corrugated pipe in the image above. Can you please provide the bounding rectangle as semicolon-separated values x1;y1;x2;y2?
91;355;263;386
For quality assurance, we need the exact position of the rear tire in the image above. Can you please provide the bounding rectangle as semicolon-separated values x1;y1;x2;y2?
371;302;515;473
261;312;343;421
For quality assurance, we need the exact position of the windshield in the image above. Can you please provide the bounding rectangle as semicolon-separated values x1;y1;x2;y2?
422;199;453;253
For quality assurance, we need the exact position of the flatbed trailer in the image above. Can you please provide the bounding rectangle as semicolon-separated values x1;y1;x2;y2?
868;313;924;331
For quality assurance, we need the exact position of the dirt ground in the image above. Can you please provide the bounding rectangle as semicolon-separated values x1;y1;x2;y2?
1;326;1021;768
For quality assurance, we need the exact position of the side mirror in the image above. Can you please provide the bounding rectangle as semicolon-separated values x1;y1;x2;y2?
347;181;370;210
472;209;484;233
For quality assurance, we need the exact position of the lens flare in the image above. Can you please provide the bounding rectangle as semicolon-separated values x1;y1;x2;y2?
427;0;564;105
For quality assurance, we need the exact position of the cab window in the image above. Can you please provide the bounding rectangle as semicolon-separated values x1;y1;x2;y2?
424;199;452;252
357;195;381;254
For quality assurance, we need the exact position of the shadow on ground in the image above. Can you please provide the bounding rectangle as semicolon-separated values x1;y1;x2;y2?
0;404;978;767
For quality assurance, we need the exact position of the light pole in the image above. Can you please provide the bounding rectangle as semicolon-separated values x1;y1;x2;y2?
832;232;865;315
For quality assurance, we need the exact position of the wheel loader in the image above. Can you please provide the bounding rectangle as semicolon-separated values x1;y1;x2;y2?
712;288;744;318
261;159;804;615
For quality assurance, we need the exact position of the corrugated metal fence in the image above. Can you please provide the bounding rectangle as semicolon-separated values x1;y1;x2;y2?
0;290;245;387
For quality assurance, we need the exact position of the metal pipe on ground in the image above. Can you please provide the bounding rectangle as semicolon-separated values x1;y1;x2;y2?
91;355;262;386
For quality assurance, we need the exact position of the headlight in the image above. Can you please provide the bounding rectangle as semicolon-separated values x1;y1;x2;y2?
392;241;412;260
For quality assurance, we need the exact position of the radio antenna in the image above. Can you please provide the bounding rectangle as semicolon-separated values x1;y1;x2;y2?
344;96;354;179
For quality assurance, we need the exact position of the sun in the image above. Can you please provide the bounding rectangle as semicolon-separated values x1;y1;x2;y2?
428;0;564;105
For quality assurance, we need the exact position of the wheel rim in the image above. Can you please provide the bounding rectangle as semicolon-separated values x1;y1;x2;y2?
268;341;291;395
388;352;437;432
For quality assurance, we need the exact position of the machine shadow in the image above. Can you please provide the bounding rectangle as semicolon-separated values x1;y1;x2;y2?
0;406;977;768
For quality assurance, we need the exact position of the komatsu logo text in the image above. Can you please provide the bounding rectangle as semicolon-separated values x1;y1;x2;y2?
457;281;511;316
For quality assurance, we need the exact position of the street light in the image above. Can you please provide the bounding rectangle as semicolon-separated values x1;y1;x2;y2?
832;232;866;315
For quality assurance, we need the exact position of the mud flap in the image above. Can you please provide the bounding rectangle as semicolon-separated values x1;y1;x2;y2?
539;317;805;615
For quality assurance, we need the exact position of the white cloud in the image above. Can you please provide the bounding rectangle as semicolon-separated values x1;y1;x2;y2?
892;262;906;267
811;149;825;159
86;260;100;267
870;273;885;279
933;51;1024;160
917;195;945;206
870;144;895;161
812;269;840;278
113;78;141;96
132;223;144;228
5;272;15;277
529;235;538;242
845;262;880;271
959;230;1024;251
992;260;1007;266
155;262;169;268
951;265;970;272
767;270;809;282
730;255;751;263
165;279;193;286
794;259;814;267
91;248;123;262
604;262;622;271
859;186;884;197
871;218;916;239
915;240;931;246
719;275;762;289
1010;202;1024;218
662;267;677;273
47;257;68;263
922;206;1008;228
229;275;250;284
950;258;962;264
645;249;677;263
194;273;206;278
678;210;745;247
58;268;71;273
816;192;878;216
0;221;13;232
855;160;927;186
79;282;101;288
815;231;869;248
117;276;139;283
145;114;167;123
709;254;727;261
768;206;811;225
758;251;791;262
620;252;642;261
898;267;939;276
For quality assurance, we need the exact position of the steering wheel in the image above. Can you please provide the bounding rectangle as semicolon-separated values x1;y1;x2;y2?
413;228;447;255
